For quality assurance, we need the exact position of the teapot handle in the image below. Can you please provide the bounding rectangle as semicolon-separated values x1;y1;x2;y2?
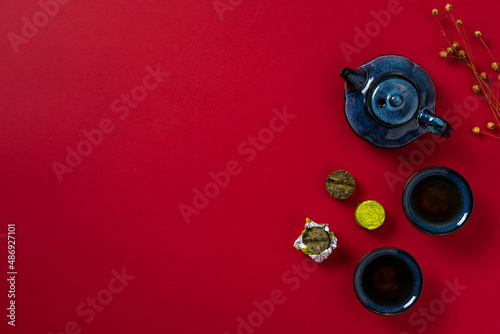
417;108;453;138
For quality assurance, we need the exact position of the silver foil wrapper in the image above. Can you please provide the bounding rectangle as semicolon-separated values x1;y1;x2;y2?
294;218;338;263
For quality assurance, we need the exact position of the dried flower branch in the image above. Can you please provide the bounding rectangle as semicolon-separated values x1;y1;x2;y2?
432;4;500;140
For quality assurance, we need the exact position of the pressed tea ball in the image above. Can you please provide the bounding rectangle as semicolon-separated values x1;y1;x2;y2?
294;218;337;263
326;170;356;200
355;200;385;230
301;227;331;255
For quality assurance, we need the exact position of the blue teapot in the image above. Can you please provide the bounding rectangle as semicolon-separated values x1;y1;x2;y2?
341;55;452;148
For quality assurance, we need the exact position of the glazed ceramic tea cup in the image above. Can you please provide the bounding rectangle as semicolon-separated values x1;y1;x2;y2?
402;166;473;235
353;247;423;315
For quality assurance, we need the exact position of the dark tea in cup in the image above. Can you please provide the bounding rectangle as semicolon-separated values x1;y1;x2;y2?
353;247;423;315
402;166;473;235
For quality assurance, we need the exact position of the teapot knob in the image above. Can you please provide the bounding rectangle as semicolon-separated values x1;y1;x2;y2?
388;94;403;107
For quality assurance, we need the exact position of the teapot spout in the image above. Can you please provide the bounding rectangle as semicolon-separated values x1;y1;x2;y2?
341;67;367;94
418;108;453;138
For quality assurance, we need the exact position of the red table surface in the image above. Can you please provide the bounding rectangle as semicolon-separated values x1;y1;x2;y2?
1;0;499;333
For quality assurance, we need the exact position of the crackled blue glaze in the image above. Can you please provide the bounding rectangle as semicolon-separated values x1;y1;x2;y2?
402;166;473;235
342;55;452;148
353;247;423;316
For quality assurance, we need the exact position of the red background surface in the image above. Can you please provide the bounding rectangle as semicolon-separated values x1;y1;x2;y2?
1;0;499;333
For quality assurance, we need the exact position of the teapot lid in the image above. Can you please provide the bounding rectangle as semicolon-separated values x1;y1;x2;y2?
369;76;420;126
